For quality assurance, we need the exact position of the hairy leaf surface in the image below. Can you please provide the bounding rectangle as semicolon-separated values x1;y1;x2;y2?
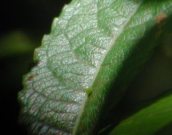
19;0;172;135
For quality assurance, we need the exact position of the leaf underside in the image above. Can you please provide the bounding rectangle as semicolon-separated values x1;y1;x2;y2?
19;0;172;135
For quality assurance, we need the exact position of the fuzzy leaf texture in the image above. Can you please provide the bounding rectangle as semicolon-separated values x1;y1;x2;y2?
19;0;172;135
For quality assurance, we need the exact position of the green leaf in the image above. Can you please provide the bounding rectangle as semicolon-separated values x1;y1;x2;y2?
0;31;35;59
109;92;172;135
18;0;172;135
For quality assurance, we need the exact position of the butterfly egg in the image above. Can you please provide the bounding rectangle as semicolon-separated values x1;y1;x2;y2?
86;87;93;97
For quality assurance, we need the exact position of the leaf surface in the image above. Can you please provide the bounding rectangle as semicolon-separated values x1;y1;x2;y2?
19;0;172;135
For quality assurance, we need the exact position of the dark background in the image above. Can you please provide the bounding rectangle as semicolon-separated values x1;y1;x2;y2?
0;0;70;134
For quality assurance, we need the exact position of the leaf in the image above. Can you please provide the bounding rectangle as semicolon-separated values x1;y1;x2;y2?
18;0;172;135
106;33;172;126
109;92;172;135
0;31;35;59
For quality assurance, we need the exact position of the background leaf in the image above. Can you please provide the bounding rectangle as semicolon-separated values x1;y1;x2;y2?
109;92;172;135
0;31;35;59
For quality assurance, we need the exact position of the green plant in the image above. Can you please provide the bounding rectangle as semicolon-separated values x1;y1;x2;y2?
19;0;172;135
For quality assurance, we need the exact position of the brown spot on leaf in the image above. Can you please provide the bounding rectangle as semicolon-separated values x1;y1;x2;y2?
156;12;167;24
27;74;35;81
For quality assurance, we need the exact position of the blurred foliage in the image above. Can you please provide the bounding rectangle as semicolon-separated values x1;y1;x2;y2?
0;0;70;135
110;92;172;135
0;31;35;59
0;32;36;135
